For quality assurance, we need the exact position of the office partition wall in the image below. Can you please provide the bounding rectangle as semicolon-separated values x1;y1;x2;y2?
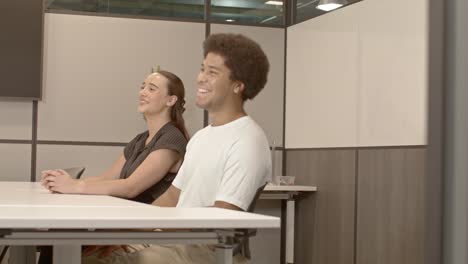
0;144;31;182
0;102;33;140
286;5;359;148
285;0;428;263
39;14;205;143
36;145;124;177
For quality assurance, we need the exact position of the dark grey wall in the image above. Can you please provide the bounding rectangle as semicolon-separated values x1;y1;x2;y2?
0;1;43;99
425;0;444;263
443;0;468;263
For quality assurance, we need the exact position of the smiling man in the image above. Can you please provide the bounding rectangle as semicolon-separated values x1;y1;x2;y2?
164;33;272;213
84;33;271;264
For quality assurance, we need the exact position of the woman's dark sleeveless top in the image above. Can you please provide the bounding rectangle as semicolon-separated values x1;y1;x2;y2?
121;122;187;204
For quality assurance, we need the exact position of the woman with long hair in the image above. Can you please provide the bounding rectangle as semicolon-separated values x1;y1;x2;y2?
41;70;189;204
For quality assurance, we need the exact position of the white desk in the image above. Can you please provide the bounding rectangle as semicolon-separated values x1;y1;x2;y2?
261;184;317;264
0;182;280;264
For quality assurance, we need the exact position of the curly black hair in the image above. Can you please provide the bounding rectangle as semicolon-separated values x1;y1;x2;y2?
203;33;270;101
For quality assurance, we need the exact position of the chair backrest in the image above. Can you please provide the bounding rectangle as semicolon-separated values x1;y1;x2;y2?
62;167;86;179
0;245;8;263
247;182;268;213
235;182;268;259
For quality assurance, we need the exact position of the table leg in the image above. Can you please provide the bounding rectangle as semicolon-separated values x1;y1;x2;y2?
53;245;81;264
215;245;233;264
286;199;295;264
8;246;36;264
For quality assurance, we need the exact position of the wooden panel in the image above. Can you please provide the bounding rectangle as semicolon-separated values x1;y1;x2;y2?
357;148;425;264
286;149;356;264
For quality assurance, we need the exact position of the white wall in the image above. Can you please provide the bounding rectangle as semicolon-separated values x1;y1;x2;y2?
40;14;205;142
26;12;207;181
2;15;286;181
0;15;284;264
286;0;428;148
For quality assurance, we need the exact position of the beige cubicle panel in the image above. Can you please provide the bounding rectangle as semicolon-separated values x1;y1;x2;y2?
0;101;33;140
39;14;205;143
286;0;427;148
211;24;285;147
357;0;428;146
286;5;359;148
284;0;428;263
36;144;124;178
0;144;31;182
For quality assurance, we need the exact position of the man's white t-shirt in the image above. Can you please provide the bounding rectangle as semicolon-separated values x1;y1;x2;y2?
173;116;272;211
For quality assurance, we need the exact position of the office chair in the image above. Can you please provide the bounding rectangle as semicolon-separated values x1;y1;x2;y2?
62;167;86;179
0;246;8;264
234;182;268;259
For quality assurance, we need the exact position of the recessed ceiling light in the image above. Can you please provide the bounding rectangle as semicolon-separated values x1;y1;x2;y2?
265;1;283;6
317;0;347;11
316;3;343;11
226;19;235;22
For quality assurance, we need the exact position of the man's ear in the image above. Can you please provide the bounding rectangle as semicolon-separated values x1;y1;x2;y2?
166;95;178;107
233;82;245;95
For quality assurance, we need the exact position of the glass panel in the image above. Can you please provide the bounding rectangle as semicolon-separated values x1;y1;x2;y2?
46;0;205;21
46;0;101;13
295;0;362;24
211;0;284;26
108;0;204;20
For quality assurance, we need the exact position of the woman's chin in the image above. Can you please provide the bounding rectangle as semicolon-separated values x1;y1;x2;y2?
137;106;145;113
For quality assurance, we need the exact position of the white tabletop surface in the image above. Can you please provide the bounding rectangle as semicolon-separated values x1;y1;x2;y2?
0;182;280;230
0;182;147;207
264;184;317;192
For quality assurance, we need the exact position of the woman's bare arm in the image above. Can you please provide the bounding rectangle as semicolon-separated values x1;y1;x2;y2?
45;150;180;198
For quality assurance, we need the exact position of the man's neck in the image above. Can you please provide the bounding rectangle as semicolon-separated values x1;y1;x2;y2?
209;108;247;126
